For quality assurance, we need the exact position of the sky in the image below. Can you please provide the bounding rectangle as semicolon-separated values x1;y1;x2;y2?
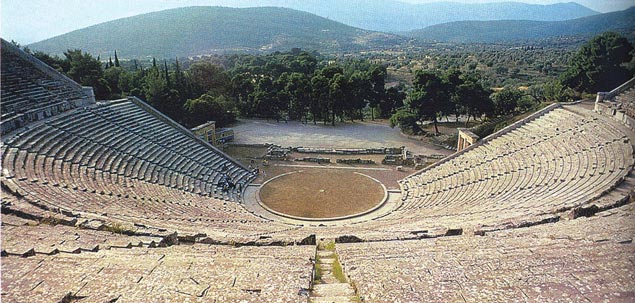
2;0;633;45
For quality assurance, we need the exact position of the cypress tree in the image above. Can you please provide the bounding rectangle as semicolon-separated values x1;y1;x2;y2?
133;59;138;71
174;58;182;89
108;56;113;69
152;57;157;68
164;60;171;88
114;50;120;67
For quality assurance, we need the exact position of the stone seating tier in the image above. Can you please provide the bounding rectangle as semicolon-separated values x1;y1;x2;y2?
2;104;633;242
0;50;87;117
1;241;314;303
337;202;635;303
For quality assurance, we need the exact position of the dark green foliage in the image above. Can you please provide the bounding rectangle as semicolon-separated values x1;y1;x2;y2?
103;67;124;97
560;32;634;93
184;94;236;127
329;73;347;125
367;66;386;120
453;73;494;123
63;49;109;99
380;85;406;119
310;73;330;124
225;50;388;125
251;77;281;121
33;46;395;128
189;61;231;97
395;69;495;134
491;87;523;115
114;50;120;67
528;81;575;103
406;71;449;134
389;108;420;134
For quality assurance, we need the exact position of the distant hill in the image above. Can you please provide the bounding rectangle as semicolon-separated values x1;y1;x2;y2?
410;6;635;43
283;0;597;33
200;0;598;32
28;6;404;58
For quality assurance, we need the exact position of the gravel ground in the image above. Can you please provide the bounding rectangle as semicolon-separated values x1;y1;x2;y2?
230;118;453;156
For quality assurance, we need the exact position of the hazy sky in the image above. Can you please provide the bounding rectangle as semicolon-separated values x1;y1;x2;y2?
2;0;633;44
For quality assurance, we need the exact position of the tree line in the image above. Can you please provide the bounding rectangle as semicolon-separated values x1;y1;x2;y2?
390;32;634;134
30;48;406;128
21;31;634;134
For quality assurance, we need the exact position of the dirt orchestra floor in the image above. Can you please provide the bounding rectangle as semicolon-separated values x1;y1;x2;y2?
258;169;386;219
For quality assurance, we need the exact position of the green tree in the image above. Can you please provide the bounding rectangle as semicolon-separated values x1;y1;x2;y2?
389;108;420;134
32;51;65;71
118;71;134;95
183;94;236;128
103;67;124;97
407;71;448;134
231;73;256;116
251;77;280;121
329;73;348;125
381;85;406;119
189;61;231;97
367;65;386;120
144;68;168;110
454;73;494;124
63;49;109;99
491;87;522;115
311;74;330;125
348;71;371;121
283;72;312;121
114;50;120;67
543;81;575;103
560;32;634;93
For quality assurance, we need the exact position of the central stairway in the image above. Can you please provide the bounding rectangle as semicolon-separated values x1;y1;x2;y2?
310;239;360;303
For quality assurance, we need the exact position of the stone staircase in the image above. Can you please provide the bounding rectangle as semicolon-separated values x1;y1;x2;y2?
310;239;359;303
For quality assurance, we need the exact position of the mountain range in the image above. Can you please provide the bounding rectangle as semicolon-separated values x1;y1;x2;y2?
410;6;635;43
29;6;404;58
27;5;635;58
222;0;598;33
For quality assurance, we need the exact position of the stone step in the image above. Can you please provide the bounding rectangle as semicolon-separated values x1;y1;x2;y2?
319;275;344;284
317;251;335;258
312;283;355;297
309;296;358;303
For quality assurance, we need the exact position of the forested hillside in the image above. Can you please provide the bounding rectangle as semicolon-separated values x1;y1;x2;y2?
28;6;403;58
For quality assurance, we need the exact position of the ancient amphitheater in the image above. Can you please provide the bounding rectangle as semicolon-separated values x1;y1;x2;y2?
1;39;634;302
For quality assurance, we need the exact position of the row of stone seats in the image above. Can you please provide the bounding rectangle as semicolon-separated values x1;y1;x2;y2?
0;49;86;117
1;154;296;240
1;212;164;256
0;97;310;240
386;107;634;232
1;243;314;302
3;99;252;199
336;202;635;303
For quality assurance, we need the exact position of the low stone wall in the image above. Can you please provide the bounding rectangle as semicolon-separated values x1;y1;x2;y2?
336;159;376;165
595;101;635;132
295;157;331;164
296;147;402;155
